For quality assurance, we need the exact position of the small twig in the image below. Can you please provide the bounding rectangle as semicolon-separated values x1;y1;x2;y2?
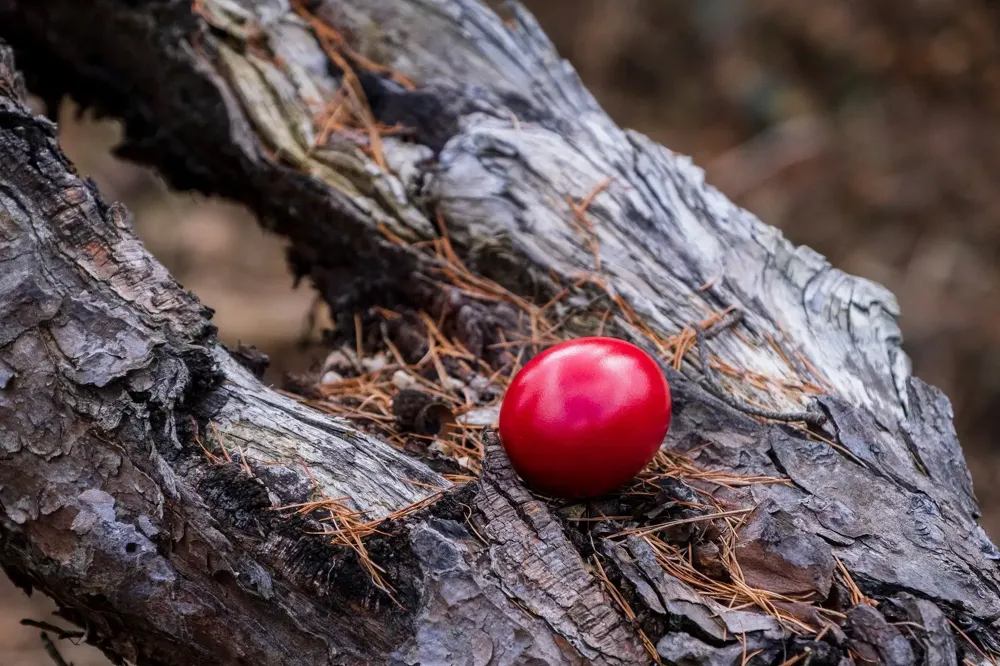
701;309;745;340
949;619;997;665
20;620;84;641
696;312;826;427
621;312;824;426
41;632;72;666
776;651;810;666
611;507;755;538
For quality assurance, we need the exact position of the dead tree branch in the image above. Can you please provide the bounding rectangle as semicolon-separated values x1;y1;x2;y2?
0;1;997;664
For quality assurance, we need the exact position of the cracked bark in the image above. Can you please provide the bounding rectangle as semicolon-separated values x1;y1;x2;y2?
0;1;998;664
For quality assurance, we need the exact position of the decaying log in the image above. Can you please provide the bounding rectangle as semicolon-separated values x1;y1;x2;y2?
0;0;998;664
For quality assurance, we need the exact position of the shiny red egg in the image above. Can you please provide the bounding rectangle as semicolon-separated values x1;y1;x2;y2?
498;337;672;498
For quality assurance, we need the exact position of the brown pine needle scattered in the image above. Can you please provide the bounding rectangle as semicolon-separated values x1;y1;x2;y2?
263;169;856;639
283;287;829;627
237;445;254;477
788;424;869;469
766;333;796;378
196;433;222;465
592;555;663;665
835;556;875;607
208;421;232;463
646;533;818;635
278;461;395;595
291;0;414;89
291;0;416;169
612;508;756;539
644;450;790;489
353;312;364;360
948;620;999;666
566;177;611;271
698;265;723;292
777;652;809;666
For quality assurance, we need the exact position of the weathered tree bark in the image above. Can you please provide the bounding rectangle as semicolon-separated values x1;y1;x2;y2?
0;1;998;665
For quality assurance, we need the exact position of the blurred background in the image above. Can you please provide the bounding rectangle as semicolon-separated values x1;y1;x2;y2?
5;0;1000;662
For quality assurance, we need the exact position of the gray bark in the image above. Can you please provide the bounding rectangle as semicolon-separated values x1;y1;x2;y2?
0;1;997;665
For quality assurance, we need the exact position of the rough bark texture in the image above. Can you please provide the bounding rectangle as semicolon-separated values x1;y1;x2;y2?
0;1;998;665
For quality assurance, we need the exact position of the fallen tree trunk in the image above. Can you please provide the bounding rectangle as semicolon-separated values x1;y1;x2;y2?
0;1;998;665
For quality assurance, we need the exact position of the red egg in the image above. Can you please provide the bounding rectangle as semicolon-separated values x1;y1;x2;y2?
498;337;672;498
